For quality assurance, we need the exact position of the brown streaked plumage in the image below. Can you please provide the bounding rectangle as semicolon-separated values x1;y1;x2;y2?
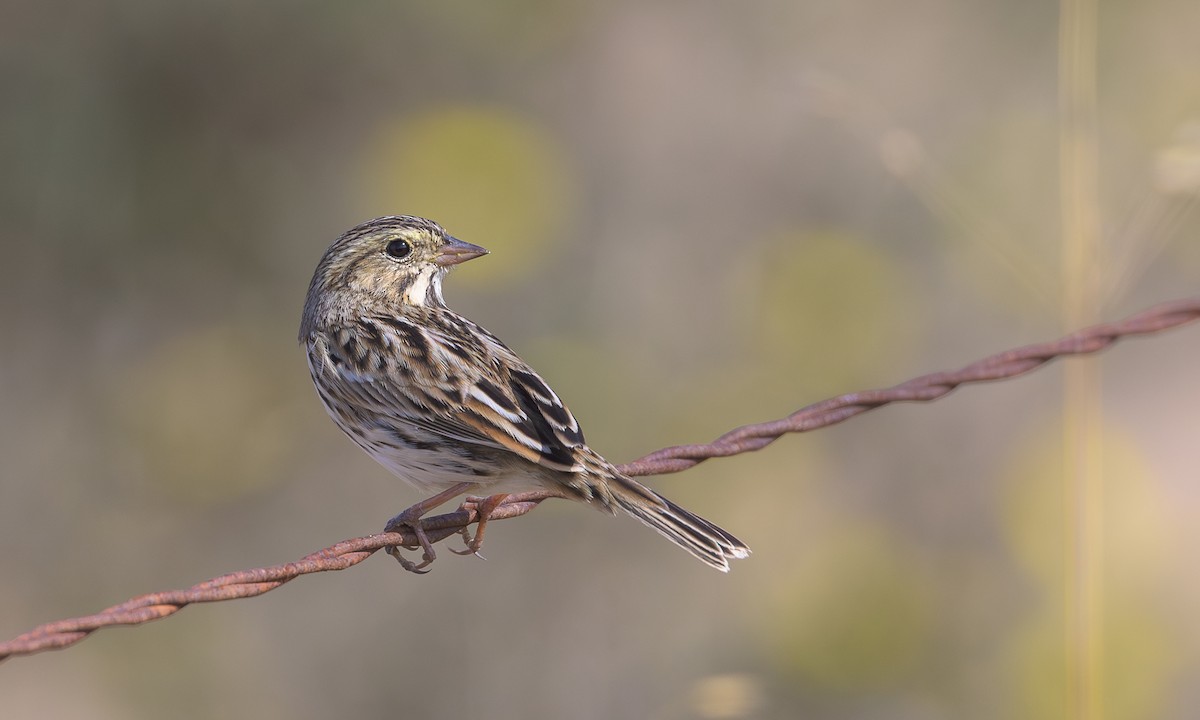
300;215;750;572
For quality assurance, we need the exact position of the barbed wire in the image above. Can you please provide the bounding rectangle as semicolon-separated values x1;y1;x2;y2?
2;296;1198;663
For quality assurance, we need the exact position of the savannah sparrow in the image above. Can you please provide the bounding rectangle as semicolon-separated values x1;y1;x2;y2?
300;216;750;572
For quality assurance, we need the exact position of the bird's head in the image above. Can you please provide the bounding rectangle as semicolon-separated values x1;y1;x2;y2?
300;215;487;337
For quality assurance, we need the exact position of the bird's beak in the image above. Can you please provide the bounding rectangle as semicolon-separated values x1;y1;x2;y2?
435;236;489;266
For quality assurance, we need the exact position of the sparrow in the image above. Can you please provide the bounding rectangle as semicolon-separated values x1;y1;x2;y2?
299;216;750;572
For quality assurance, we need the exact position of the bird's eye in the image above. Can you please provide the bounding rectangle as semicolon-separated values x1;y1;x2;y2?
385;239;412;260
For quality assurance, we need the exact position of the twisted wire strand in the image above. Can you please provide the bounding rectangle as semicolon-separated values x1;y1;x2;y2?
2;296;1197;662
620;296;1200;475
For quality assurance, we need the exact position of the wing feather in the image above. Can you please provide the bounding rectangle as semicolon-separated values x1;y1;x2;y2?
317;315;589;474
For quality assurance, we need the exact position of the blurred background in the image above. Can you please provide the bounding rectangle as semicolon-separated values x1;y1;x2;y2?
2;1;1199;718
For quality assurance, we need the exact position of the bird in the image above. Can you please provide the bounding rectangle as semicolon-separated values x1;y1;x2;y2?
299;215;750;572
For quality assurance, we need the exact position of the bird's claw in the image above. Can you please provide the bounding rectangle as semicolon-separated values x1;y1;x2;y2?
381;488;509;571
447;493;508;559
386;544;432;573
383;511;438;574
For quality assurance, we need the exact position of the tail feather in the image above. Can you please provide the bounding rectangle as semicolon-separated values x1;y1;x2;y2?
608;477;750;572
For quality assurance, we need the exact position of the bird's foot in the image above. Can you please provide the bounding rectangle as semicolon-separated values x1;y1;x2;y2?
381;482;478;574
450;493;510;558
383;508;437;574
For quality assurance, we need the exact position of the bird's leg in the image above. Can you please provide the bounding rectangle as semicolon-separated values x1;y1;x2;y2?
450;493;511;557
451;494;487;553
383;482;476;573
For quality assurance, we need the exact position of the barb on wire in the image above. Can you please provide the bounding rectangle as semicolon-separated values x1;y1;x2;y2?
2;296;1198;663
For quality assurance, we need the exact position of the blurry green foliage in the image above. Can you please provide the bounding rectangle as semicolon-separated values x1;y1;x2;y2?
359;106;576;287
741;229;922;393
765;524;933;690
116;325;300;505
1001;425;1179;720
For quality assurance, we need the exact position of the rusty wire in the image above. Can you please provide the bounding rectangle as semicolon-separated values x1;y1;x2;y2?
2;295;1198;662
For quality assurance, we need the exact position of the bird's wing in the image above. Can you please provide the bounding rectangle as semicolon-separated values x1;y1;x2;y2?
425;316;588;473
452;364;587;473
320;316;588;474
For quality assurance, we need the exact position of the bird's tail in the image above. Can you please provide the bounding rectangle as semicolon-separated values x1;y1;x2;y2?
606;474;751;572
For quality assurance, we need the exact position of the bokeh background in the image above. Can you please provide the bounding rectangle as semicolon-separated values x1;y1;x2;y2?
2;1;1199;718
